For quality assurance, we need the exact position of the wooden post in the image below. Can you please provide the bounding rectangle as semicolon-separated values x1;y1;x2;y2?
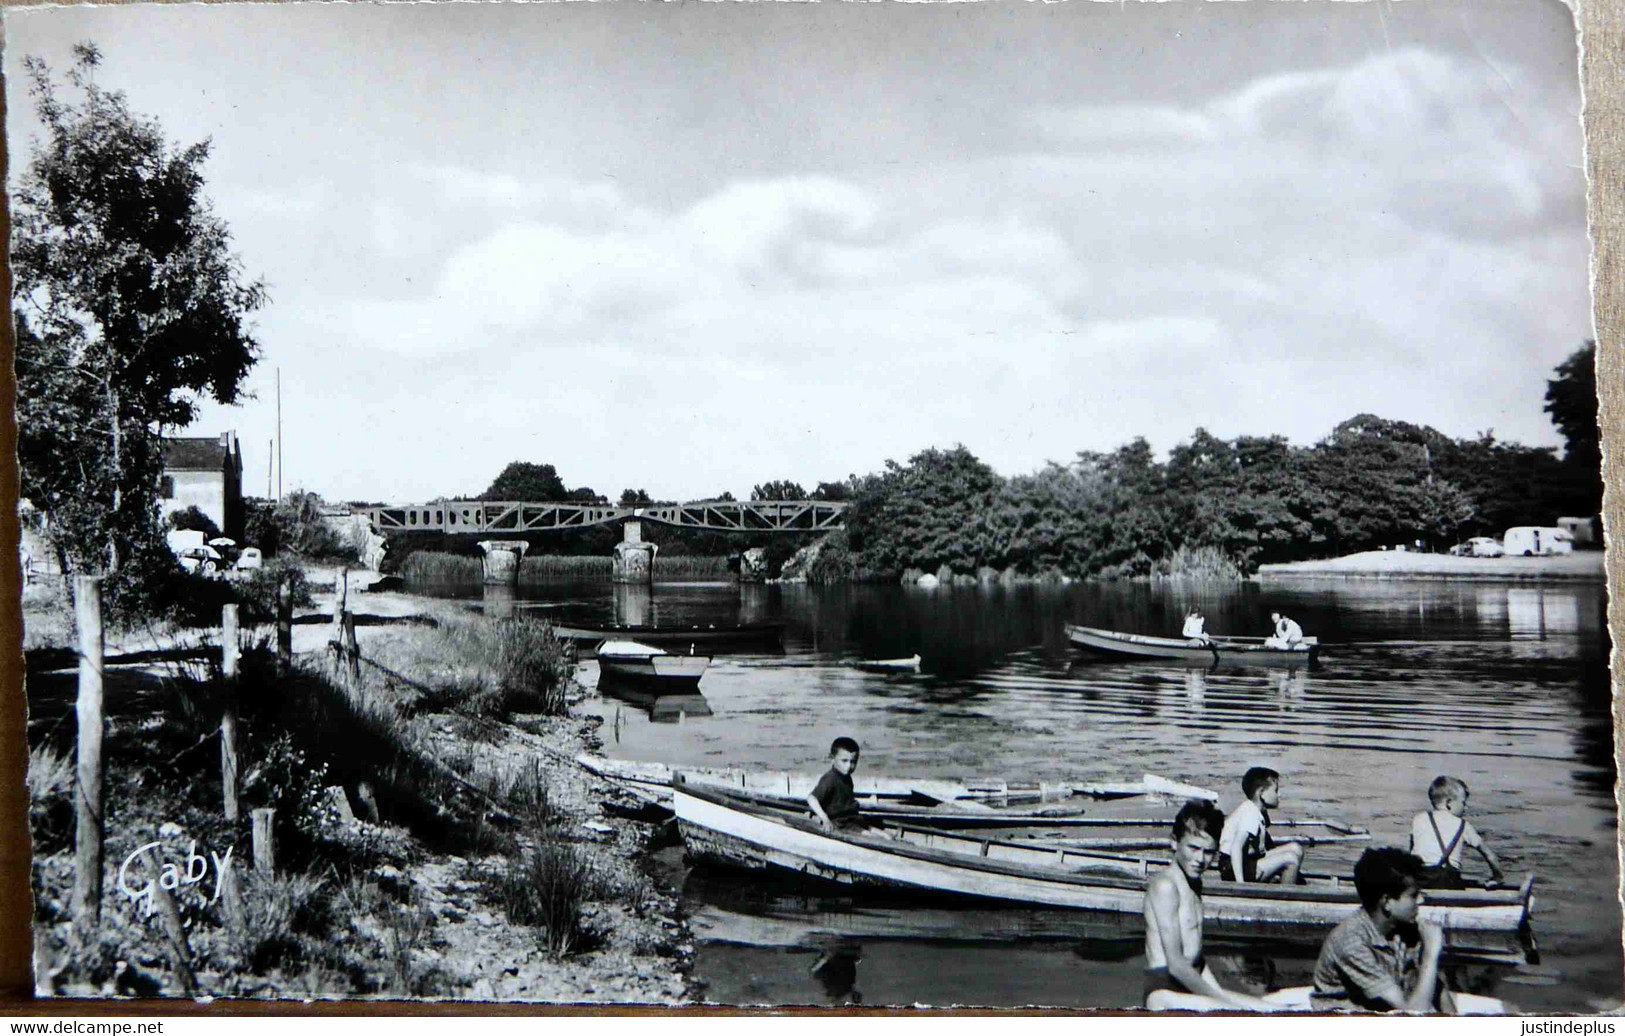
276;575;292;676
217;857;248;935
330;568;347;678
251;808;276;874
220;603;240;822
342;611;361;685
144;855;197;996
72;575;104;934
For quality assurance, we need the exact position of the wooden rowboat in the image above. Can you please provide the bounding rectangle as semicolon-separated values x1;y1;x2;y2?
1066;623;1319;665
596;640;710;689
557;621;784;650
577;755;1218;817
673;784;1536;941
845;654;922;674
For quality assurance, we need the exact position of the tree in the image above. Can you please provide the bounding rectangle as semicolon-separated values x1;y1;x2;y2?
810;481;850;502
478;461;569;502
619;488;653;506
1545;342;1602;513
751;480;807;500
13;43;266;577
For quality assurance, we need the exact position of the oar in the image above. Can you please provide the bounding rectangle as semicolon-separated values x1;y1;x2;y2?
1010;832;1372;851
1272;818;1370;835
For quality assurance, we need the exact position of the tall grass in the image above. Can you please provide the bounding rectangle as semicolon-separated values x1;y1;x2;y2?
430;615;574;718
488;833;599;957
1151;545;1246;581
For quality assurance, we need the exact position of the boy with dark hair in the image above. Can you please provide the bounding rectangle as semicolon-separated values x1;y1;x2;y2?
1410;776;1505;890
1218;766;1304;884
1143;800;1280;1012
807;736;865;831
1311;847;1454;1013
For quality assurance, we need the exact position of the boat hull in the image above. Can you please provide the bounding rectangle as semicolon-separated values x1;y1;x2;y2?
673;787;1533;940
557;622;784;650
1066;623;1318;665
598;654;710;689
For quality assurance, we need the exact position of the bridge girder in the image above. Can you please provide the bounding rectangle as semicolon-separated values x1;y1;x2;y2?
362;500;848;535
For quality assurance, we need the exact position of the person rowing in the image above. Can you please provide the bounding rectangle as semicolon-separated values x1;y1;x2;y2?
1264;612;1305;650
1182;608;1212;646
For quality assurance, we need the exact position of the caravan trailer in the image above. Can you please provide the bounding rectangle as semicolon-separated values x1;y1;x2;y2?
1503;526;1574;556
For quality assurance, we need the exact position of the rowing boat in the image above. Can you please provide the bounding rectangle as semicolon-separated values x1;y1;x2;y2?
596;640;710;689
556;621;784;650
845;654;922;674
1066;623;1319;665
577;755;1218;815
673;784;1535;940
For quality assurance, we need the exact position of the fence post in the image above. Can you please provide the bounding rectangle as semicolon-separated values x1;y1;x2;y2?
329;568;348;678
276;575;292;676
144;854;197;996
72;575;104;935
342;611;361;685
251;808;276;874
220;603;240;822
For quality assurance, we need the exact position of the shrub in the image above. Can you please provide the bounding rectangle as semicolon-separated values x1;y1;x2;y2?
233;558;314;623
27;745;73;854
490;834;596;956
435;616;573;718
168;505;222;540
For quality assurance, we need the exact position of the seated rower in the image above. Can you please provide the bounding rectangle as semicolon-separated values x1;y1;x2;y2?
1409;776;1506;890
1181;608;1211;645
1218;766;1304;884
1311;847;1458;1013
1264;611;1305;650
1143;800;1281;1012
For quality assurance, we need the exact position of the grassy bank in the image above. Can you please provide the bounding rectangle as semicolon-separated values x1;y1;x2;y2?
1256;550;1607;581
25;587;692;1001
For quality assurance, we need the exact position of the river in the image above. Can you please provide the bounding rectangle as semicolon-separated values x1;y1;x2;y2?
427;575;1618;1011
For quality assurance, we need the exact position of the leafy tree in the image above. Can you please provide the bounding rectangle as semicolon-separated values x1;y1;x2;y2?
751;480;808;501
1544;342;1602;513
167;505;221;540
13;44;266;577
810;481;850;502
479;461;569;502
567;486;607;504
619;488;653;506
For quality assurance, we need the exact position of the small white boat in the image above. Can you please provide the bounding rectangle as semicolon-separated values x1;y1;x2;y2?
846;654;922;673
596;639;710;689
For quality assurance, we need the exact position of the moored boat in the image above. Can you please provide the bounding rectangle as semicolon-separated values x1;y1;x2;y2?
1066;623;1319;665
577;754;1217;814
596;639;711;688
557;621;784;650
845;654;922;673
673;784;1535;942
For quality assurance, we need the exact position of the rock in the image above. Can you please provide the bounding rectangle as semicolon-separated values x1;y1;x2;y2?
582;821;613;835
470;978;496;999
472;911;498;927
916;573;940;587
373;865;401;880
325;785;356;823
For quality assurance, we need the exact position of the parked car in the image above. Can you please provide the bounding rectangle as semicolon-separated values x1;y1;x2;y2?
235;547;264;571
1450;536;1505;558
178;544;224;575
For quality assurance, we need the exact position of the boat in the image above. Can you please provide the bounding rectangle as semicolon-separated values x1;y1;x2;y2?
1066;623;1319;665
577;755;1218;814
595;639;710;689
673;784;1536;944
845;654;921;673
556;621;784;650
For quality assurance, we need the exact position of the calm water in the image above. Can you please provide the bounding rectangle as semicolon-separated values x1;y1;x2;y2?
433;576;1619;1010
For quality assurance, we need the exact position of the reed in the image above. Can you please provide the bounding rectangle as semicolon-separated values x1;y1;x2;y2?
1151;545;1246;582
400;550;734;585
399;551;482;584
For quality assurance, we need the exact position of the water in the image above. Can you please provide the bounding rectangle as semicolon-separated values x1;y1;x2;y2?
426;576;1619;1010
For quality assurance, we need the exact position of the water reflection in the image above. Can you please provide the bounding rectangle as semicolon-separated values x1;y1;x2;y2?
598;678;713;724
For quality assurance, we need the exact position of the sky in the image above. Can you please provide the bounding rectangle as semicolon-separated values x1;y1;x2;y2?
4;0;1592;505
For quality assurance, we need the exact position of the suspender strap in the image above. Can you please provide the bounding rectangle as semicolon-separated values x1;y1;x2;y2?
1427;812;1465;863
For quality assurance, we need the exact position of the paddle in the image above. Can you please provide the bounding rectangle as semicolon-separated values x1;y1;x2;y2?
1010;832;1372;851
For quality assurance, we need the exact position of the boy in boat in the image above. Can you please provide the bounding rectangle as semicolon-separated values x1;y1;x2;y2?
1264;612;1305;650
1144;799;1281;1012
807;736;871;832
1311;847;1456;1013
1409;776;1506;890
1182;608;1211;645
1218;766;1304;884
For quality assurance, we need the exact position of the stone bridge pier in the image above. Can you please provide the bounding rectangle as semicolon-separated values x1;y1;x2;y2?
477;540;531;585
612;521;658;584
738;546;769;583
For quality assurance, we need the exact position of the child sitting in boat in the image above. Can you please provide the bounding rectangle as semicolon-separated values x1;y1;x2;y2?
1219;767;1304;884
1181;608;1211;645
1310;847;1456;1013
1409;776;1506;890
807;737;871;832
1144;799;1282;1012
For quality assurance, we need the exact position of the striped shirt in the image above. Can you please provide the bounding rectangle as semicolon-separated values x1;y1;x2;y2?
1311;908;1420;1011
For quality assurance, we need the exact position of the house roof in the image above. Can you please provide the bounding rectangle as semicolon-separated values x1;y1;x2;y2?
163;436;234;472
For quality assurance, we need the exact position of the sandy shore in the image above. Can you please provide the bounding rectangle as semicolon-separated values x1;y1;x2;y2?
1256;550;1607;581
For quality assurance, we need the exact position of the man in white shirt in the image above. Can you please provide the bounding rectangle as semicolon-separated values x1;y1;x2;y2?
1264;612;1305;650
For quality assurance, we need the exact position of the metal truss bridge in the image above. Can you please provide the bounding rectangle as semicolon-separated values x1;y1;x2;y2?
361;499;850;535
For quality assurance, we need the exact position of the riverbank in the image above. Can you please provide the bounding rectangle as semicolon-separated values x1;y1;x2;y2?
1256;550;1607;581
24;569;697;1003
